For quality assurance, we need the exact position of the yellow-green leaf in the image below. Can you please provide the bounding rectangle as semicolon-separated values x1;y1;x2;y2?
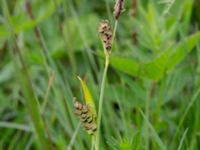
77;76;96;115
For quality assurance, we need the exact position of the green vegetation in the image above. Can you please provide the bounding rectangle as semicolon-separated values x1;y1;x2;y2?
0;0;200;149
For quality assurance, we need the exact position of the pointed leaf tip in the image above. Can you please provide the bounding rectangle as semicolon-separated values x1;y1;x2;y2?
77;76;96;115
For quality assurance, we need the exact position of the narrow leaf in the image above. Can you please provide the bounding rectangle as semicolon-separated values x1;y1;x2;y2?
77;76;96;115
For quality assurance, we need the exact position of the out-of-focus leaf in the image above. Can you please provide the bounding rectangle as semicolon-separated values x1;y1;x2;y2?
109;32;200;80
63;14;100;51
0;0;61;37
0;25;9;37
36;0;61;23
0;63;14;84
140;49;170;80
167;32;200;70
110;56;139;76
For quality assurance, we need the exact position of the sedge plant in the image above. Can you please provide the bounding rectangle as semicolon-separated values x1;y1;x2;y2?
96;0;124;149
73;0;125;149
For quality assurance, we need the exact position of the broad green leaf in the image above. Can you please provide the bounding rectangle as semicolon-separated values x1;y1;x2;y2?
77;76;96;115
140;49;170;80
110;56;139;76
167;32;200;70
110;32;200;80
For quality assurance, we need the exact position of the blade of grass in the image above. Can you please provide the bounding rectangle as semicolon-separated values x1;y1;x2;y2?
177;128;188;150
41;71;55;113
139;109;167;150
66;122;81;150
144;85;150;150
171;86;200;147
0;121;32;132
105;0;113;23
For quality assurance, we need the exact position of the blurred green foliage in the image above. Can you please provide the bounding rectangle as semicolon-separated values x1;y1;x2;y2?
0;0;200;149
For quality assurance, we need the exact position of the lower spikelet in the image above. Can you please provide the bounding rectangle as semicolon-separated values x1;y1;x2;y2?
73;98;97;135
98;20;113;51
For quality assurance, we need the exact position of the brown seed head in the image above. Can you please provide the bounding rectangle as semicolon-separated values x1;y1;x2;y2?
98;20;113;51
114;0;124;20
73;98;97;135
74;101;82;110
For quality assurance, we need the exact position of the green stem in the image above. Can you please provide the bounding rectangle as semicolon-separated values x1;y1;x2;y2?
145;86;150;150
96;53;109;149
92;135;97;150
105;0;112;23
112;21;118;45
67;122;81;150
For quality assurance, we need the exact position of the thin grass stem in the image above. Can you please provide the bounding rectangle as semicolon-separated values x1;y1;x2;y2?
0;122;32;132
96;52;109;150
66;122;81;150
145;86;150;150
112;21;118;45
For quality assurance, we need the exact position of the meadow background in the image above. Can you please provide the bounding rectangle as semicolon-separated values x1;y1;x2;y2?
0;0;200;149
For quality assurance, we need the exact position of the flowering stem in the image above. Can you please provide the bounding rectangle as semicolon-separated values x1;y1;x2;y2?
96;51;109;150
96;19;118;149
112;20;118;44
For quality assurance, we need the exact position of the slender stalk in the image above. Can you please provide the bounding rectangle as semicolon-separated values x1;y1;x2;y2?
170;86;200;148
177;128;188;150
112;21;118;45
41;71;55;113
66;122;81;150
111;21;118;51
105;0;112;23
0;122;32;132
96;52;109;149
92;135;97;150
145;87;150;150
161;0;175;16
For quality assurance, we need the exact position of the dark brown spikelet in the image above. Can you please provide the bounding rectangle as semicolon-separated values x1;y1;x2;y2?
114;0;124;20
98;20;113;51
73;98;97;135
